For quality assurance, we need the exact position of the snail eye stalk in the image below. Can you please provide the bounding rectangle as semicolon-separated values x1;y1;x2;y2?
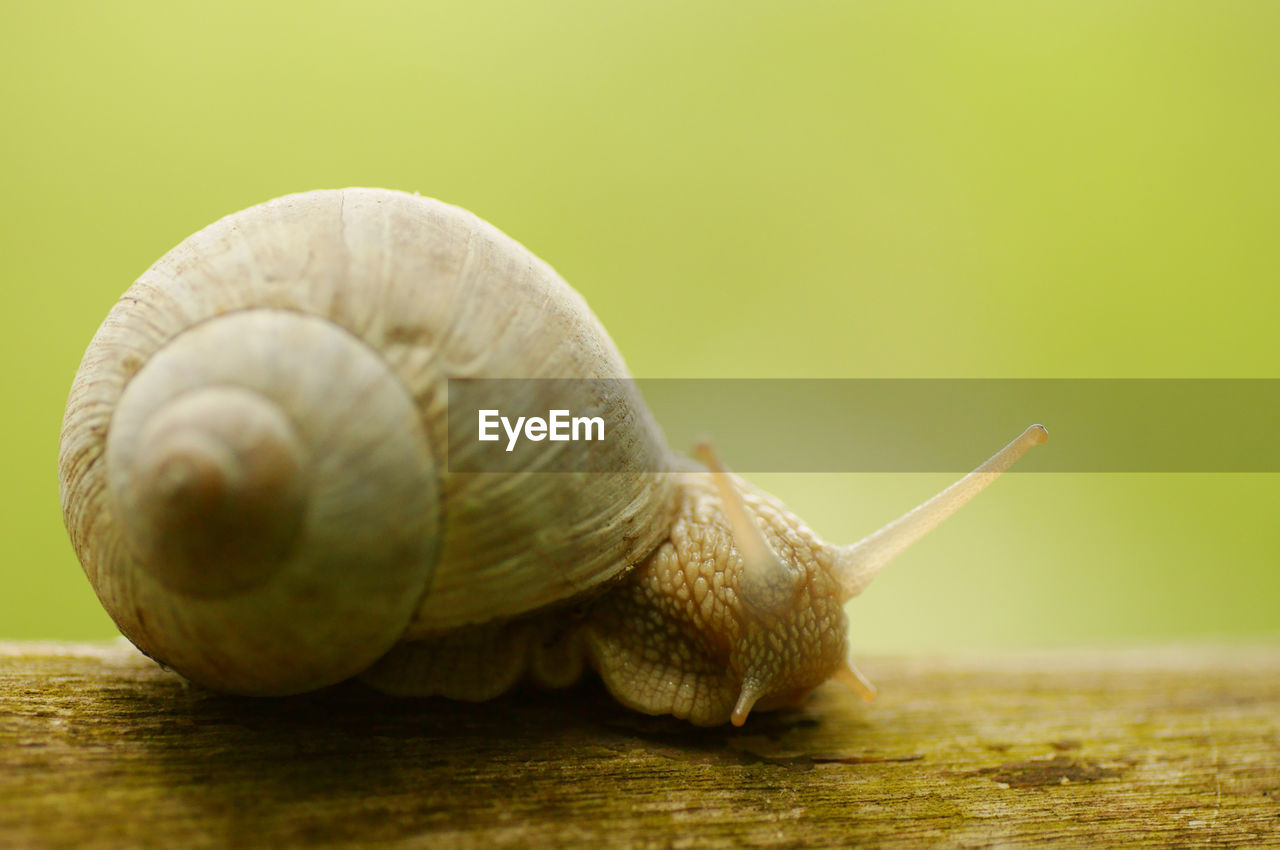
835;424;1048;601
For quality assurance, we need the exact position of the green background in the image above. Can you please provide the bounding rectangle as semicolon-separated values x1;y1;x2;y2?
2;2;1276;652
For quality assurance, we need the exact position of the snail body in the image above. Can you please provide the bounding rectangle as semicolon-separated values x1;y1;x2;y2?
60;188;1045;725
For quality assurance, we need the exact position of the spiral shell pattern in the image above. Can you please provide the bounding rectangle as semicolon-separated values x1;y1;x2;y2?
59;189;676;694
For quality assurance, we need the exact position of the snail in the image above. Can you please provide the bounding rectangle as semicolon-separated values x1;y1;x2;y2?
58;188;1046;726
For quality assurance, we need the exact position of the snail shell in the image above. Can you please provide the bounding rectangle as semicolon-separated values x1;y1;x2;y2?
59;188;677;695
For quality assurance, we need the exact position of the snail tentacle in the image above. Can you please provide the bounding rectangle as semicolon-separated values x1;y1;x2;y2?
834;424;1048;601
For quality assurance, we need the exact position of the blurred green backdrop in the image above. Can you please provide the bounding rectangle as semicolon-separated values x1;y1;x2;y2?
2;1;1276;651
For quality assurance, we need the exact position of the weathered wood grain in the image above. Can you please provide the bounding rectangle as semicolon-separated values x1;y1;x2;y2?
1;642;1278;848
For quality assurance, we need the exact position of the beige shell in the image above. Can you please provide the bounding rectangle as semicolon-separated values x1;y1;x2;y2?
59;188;678;695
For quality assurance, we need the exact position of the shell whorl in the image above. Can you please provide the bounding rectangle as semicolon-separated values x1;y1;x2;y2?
59;188;677;695
88;309;440;694
112;382;309;599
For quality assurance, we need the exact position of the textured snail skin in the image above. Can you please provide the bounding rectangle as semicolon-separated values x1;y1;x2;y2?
363;470;852;726
583;472;850;724
61;188;1042;726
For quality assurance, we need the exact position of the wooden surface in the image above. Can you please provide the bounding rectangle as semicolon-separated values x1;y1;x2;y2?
1;642;1278;848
